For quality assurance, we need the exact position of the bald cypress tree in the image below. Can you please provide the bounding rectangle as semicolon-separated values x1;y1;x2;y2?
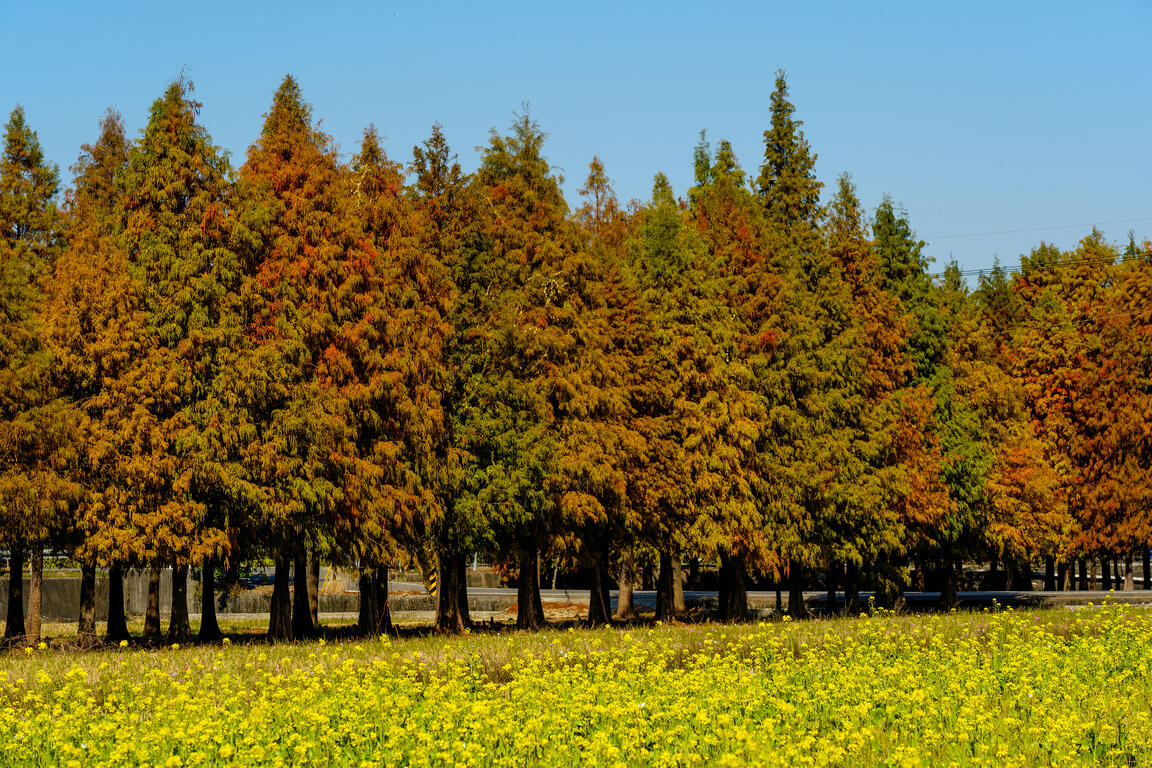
0;106;63;644
118;80;235;644
231;75;353;641
43;109;138;645
411;124;486;634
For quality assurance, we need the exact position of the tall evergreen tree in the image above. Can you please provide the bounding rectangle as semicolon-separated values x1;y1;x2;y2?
230;75;348;641
0;106;64;644
43;109;137;645
118;80;236;644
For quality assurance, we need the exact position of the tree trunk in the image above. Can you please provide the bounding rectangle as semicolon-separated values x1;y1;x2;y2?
1056;561;1067;592
374;565;393;636
144;564;162;640
436;546;465;633
775;586;783;614
77;560;98;647
456;553;471;628
1061;561;1073;592
1011;560;1033;591
788;560;808;618
912;558;926;592
1102;556;1112;590
826;561;839;615
356;564;380;636
105;564;129;643
616;550;636;619
268;558;292;642
671;558;685;614
939;558;959;611
166;564;191;645
1044;557;1056;591
516;543;545;630
1115;558;1124;590
1125;553;1135;591
1144;546;1150;590
308;555;320;626
4;544;24;643
586;550;612;627
198;559;222;642
688;557;700;590
291;553;315;639
655;552;677;621
718;552;747;621
1078;557;1088;591
844;561;860;614
26;547;41;645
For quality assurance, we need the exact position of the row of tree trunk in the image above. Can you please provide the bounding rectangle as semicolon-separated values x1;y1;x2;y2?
7;547;1150;645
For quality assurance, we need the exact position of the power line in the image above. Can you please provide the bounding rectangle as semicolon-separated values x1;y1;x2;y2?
931;249;1151;280
926;217;1152;241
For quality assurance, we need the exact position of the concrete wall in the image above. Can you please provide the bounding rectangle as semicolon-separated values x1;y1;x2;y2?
0;570;192;622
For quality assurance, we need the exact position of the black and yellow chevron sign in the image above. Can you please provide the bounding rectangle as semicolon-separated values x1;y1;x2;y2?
426;569;438;596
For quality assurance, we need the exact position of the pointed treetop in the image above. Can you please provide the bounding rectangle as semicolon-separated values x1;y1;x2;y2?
756;70;822;228
262;75;313;138
873;196;928;291
1;105;60;255
69;109;129;216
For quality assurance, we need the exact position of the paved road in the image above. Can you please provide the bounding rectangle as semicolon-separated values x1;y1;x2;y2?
390;584;1152;612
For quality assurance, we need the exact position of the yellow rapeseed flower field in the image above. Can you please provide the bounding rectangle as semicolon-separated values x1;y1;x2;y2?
2;604;1150;766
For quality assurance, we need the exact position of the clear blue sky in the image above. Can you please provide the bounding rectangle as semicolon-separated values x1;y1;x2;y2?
1;1;1148;275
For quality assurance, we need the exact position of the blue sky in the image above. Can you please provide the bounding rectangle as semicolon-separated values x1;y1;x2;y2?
1;1;1148;275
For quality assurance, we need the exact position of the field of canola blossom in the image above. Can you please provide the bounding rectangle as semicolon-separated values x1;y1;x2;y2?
2;604;1151;767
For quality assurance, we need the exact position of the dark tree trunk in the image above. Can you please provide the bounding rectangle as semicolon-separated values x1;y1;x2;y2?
671;558;685;614
616;550;636;619
688;557;700;590
912;558;926;592
166;564;191;645
1125;553;1135;591
775;586;783;614
26;547;41;645
77;560;98;647
4;544;25;642
1011;560;1033;591
1144;546;1151;590
516;543;545;630
455;553;471;628
268;558;292;642
586;550;612;627
308;555;320;625
844;561;860;614
436;546;465;633
198;560;221;642
374;565;393;636
641;561;654;591
826;561;839;615
1061;561;1073;591
1056;561;1067;592
717;556;730;618
357;564;380;636
939;558;959;611
1044;557;1056;591
788;560;808;618
718;552;747;621
144;564;162;640
291;553;316;639
106;564;129;643
655;552;677;621
1102;556;1112;590
1078;557;1088;591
